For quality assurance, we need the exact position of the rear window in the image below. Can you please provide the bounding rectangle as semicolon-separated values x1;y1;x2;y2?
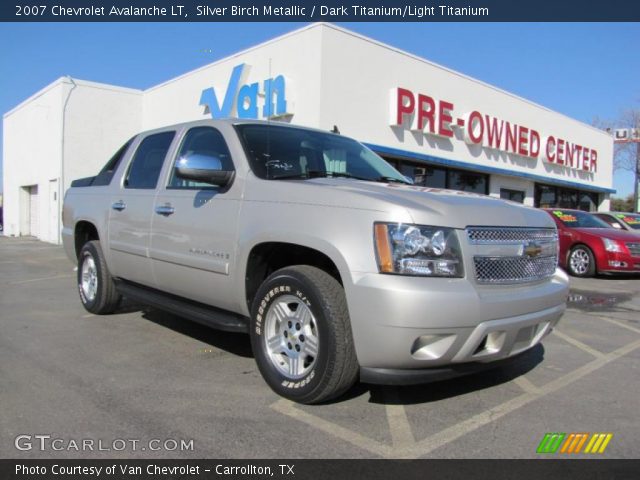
92;138;134;186
551;210;611;228
615;213;640;230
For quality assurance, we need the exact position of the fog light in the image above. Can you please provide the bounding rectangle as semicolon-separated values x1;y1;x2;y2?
608;260;626;268
411;334;457;360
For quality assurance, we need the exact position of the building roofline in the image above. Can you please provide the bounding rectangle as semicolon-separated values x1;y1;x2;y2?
3;77;142;119
144;23;323;94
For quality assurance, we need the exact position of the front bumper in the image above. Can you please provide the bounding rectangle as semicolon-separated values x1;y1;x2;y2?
361;348;537;385
346;269;568;371
598;251;640;273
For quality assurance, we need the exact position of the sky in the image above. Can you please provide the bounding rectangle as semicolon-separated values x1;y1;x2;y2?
0;22;638;196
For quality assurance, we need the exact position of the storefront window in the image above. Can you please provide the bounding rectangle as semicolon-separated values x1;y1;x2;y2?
500;188;525;203
534;183;599;211
448;171;487;193
384;157;487;194
535;185;556;208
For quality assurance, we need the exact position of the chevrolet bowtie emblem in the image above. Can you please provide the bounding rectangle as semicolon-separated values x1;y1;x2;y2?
523;242;543;258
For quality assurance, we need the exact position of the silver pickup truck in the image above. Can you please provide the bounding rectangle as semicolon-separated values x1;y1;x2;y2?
63;119;569;403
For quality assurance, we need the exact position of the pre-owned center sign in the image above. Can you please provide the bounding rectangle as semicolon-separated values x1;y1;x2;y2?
390;88;598;173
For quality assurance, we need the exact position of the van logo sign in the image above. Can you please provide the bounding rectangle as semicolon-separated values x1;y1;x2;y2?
199;63;291;120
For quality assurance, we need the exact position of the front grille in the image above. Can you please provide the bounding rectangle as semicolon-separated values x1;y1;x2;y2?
467;227;558;244
625;242;640;257
467;227;558;284
473;256;557;284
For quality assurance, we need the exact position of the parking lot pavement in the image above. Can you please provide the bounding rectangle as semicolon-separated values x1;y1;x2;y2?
1;237;639;459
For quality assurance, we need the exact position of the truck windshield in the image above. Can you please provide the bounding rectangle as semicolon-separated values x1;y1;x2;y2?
551;210;612;228
236;124;410;184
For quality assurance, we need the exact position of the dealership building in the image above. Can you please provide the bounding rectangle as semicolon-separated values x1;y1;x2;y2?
2;23;614;244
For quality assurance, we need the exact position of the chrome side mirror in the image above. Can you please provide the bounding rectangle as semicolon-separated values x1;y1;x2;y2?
175;153;233;187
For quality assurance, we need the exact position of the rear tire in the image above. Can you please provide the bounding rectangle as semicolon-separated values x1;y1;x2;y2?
568;245;596;277
77;240;121;314
250;265;359;404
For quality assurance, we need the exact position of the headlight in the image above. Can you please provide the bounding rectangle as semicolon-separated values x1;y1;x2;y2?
374;223;464;277
602;238;624;253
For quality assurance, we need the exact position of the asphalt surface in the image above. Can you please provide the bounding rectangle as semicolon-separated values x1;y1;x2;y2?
1;236;639;459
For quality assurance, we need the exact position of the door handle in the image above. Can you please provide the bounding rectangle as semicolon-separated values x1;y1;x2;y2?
155;204;175;216
111;201;126;211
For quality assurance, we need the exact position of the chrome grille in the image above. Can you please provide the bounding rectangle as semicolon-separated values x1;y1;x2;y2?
467;227;558;244
626;242;640;257
467;227;558;284
473;256;557;284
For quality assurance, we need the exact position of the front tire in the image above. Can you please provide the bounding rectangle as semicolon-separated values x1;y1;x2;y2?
568;245;596;277
77;240;121;314
250;266;359;404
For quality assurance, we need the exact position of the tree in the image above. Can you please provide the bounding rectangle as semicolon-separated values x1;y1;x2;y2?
610;194;634;212
593;107;640;213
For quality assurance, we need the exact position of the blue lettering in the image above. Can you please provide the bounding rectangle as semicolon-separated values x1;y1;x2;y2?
200;64;290;120
199;63;245;118
237;82;259;118
262;75;287;118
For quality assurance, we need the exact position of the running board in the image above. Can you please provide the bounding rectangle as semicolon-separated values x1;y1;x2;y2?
114;280;249;333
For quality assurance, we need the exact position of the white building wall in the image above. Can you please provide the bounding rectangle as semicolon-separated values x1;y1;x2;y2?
3;81;64;241
316;25;613;193
2;78;142;243
62;80;143;198
142;25;325;130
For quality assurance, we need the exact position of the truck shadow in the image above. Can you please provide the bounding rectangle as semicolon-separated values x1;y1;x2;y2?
125;304;254;358
347;344;545;406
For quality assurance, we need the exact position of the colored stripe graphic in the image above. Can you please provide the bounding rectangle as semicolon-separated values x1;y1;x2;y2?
560;433;589;453
538;433;613;454
537;433;566;453
584;433;613;454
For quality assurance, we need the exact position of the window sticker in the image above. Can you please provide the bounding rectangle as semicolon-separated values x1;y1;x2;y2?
553;211;577;223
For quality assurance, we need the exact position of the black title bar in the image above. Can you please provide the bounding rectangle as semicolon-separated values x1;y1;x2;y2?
2;459;640;480
2;0;640;22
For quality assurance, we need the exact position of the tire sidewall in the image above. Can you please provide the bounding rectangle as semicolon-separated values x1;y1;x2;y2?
77;243;102;311
568;245;595;277
250;271;333;401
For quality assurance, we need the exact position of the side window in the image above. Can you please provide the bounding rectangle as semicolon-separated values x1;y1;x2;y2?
597;215;623;229
124;131;175;189
168;127;233;189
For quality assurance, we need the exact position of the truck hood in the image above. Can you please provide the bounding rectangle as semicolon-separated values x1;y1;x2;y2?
254;178;554;229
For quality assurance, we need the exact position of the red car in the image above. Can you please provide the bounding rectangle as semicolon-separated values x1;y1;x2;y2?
543;208;640;277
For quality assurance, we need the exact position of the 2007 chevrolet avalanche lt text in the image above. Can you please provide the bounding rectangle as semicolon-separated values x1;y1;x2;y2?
62;119;569;404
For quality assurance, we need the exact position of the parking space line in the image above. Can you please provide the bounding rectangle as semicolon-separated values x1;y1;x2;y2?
270;337;640;459
270;399;391;457
589;315;640;335
384;390;415;448
9;274;74;285
512;376;540;394
552;329;606;359
400;337;640;458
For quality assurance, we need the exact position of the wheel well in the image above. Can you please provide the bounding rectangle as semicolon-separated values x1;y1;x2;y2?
74;221;99;258
245;242;342;309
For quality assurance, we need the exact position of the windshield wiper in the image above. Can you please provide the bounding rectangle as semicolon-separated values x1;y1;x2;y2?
269;170;327;180
375;176;412;185
270;170;411;184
